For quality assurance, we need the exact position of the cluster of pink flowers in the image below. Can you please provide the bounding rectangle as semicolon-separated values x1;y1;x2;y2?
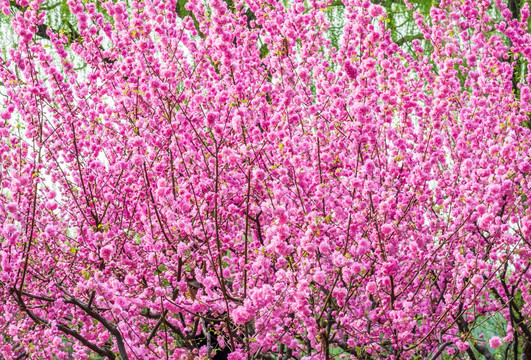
0;0;530;358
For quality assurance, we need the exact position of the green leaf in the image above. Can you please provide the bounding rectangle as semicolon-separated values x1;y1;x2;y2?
259;43;269;59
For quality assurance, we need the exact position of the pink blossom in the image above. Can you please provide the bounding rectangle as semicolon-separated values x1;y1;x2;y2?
99;245;114;261
232;306;252;325
52;337;62;347
45;225;57;237
369;5;383;17
381;224;393;236
366;281;377;293
313;270;326;285
503;333;514;343
228;351;246;360
489;336;502;348
344;61;358;80
471;274;484;287
6;202;18;213
456;340;469;352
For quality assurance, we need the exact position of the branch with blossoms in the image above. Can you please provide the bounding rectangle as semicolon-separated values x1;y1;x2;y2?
1;0;531;359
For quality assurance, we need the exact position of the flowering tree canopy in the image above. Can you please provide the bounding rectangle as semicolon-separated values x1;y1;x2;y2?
1;0;531;358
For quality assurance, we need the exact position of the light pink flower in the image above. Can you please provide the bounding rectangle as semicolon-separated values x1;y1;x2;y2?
366;281;377;293
232;306;252;325
369;5;383;17
471;274;483;287
489;336;502;348
313;270;326;285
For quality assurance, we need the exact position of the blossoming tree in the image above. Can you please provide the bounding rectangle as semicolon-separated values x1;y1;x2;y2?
1;0;531;358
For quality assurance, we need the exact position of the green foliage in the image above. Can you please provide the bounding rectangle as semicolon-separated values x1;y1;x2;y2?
260;43;270;59
175;0;205;37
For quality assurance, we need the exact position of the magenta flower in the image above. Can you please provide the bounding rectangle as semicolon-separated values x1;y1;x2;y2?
344;61;358;80
489;336;502;349
471;274;484;287
99;245;114;261
366;281;377;293
6;202;18;213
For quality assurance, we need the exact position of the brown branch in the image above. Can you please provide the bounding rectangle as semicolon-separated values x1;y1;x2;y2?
10;288;116;359
395;34;424;46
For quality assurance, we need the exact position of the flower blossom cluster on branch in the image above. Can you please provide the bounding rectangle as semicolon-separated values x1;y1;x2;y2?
1;0;531;358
